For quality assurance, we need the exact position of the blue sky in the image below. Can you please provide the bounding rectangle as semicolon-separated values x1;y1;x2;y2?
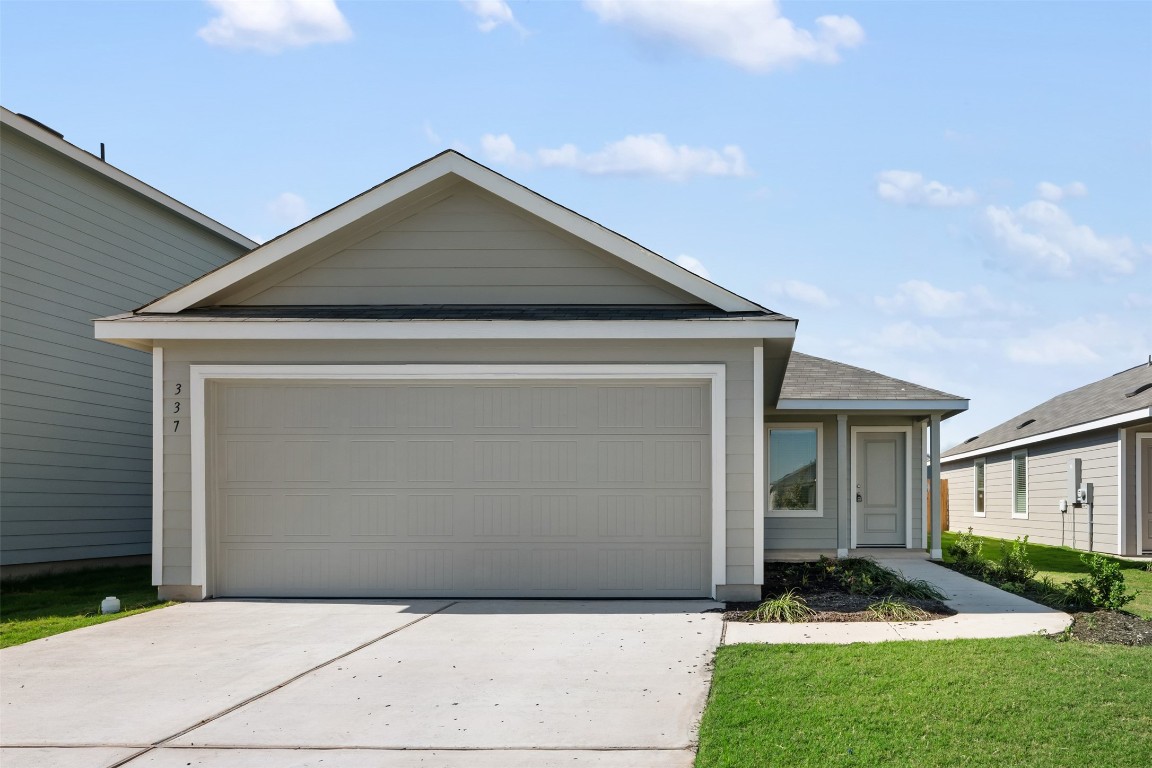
3;0;1149;448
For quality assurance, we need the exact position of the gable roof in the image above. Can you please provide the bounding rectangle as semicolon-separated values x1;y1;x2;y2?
774;351;968;416
136;150;768;314
1;107;256;250
943;359;1152;460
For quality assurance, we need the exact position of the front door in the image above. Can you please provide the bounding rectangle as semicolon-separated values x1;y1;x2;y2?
855;431;907;547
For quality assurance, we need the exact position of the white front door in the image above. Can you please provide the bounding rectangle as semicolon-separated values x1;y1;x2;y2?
855;431;907;547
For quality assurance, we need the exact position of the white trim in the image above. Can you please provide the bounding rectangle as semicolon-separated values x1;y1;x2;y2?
973;458;987;518
752;345;764;585
141;152;762;314
1;108;256;249
776;398;967;413
944;407;1152;462
187;363;728;598
1137;432;1152;553
850;426;915;549
151;347;164;586
1011;449;1029;519
764;423;824;518
95;318;793;344
929;414;941;554
1118;429;1127;555
921;421;929;550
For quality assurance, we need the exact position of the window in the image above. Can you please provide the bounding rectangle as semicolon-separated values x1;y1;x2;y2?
766;424;822;517
974;459;985;517
1012;450;1028;519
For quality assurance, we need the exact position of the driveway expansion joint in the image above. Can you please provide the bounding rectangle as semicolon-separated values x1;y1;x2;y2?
105;600;457;768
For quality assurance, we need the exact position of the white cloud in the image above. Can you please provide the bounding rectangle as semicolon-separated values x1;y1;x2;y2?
266;192;309;226
1004;315;1149;366
461;0;524;34
875;170;978;208
766;279;836;308
981;199;1139;277
422;120;442;145
584;0;863;73
198;0;352;53
673;255;711;279
1036;180;1087;202
480;133;750;181
871;322;956;352
873;280;1020;319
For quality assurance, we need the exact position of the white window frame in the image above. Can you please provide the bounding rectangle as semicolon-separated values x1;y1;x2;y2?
973;458;986;518
1011;449;1029;519
765;423;823;518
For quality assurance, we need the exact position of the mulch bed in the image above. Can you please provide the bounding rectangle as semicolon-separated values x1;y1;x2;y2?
1056;611;1152;646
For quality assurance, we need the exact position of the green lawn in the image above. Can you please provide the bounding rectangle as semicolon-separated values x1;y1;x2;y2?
696;637;1151;768
941;531;1152;618
0;566;171;649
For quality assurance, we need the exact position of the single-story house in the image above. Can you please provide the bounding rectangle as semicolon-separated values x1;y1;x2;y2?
0;107;255;578
95;150;967;601
941;361;1152;556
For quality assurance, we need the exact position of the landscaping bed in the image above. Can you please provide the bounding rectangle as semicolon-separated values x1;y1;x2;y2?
725;557;955;623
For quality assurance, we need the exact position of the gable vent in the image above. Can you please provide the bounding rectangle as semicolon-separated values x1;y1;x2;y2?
1126;382;1152;398
1017;419;1036;429
964;435;980;444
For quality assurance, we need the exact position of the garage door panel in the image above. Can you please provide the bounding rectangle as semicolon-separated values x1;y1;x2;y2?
212;379;712;597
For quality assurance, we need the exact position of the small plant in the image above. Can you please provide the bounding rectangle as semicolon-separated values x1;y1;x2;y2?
1000;536;1037;584
1030;576;1075;610
893;577;946;601
867;596;930;621
948;528;984;563
1068;554;1138;610
1000;581;1025;595
750;589;815;623
833;557;903;596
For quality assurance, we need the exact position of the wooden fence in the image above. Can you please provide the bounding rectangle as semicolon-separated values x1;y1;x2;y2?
926;478;950;536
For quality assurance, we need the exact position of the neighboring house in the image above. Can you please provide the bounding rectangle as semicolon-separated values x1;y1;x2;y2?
1;108;256;577
941;361;1152;557
94;150;967;601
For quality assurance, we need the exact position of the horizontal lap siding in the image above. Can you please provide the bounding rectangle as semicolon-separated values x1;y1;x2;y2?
0;128;248;566
942;429;1120;554
159;339;757;588
233;188;694;306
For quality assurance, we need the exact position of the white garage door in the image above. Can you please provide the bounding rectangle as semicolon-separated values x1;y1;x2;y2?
210;379;711;597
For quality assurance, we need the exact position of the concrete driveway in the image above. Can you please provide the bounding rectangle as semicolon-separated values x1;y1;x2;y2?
1;599;722;768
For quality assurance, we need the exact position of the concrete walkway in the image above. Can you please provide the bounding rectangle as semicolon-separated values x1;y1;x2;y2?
724;558;1072;645
1;600;722;768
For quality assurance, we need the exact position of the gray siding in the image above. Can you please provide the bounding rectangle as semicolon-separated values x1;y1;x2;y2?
0;127;249;566
763;413;925;552
943;427;1126;555
227;187;696;306
157;339;758;592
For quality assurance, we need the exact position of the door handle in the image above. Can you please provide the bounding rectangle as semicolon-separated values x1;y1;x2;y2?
856;493;863;503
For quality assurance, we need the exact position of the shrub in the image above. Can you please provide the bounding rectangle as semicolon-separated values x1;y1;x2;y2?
1068;554;1138;610
1030;576;1075;610
1000;536;1037;584
749;589;815;623
948;528;984;563
833;557;903;596
893;578;946;601
867;596;930;621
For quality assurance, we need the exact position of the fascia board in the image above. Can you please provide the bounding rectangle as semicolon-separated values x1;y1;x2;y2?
775;398;969;413
1;108;255;249
942;407;1152;463
94;318;796;343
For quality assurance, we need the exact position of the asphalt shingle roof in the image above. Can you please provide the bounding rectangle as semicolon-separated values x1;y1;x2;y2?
779;351;964;402
942;359;1152;458
109;304;790;322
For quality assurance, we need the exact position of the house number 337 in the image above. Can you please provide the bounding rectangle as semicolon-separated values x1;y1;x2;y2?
172;382;183;432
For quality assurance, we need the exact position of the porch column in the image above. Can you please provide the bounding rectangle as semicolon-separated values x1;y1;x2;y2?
930;413;943;559
837;414;849;557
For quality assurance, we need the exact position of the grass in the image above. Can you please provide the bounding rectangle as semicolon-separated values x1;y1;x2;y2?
696;637;1152;768
941;531;1152;619
0;566;171;649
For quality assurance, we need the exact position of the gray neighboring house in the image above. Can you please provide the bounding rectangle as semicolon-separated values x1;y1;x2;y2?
1;108;256;577
95;150;967;601
941;361;1152;557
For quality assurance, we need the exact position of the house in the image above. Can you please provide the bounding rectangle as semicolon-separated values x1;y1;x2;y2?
94;150;967;601
941;361;1152;556
0;108;256;578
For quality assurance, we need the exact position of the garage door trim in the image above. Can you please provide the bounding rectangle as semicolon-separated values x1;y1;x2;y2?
188;364;727;598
